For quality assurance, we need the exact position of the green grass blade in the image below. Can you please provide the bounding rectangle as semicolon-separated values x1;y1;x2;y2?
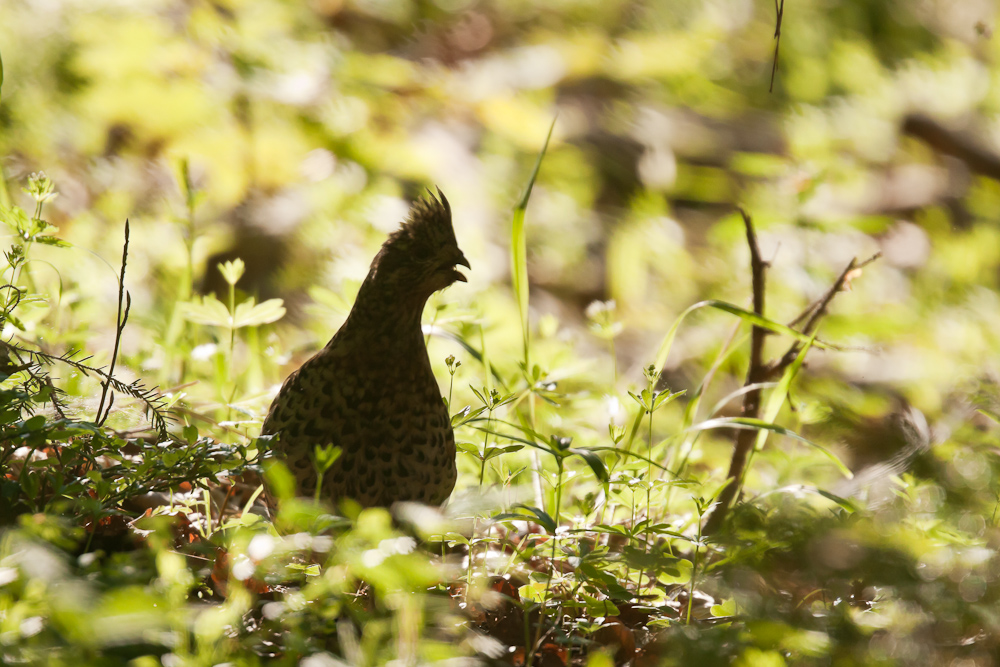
622;401;646;453
704;300;836;348
707;381;779;419
653;301;707;373
511;117;556;366
754;336;813;452
688;417;853;478
481;321;493;396
653;299;835;372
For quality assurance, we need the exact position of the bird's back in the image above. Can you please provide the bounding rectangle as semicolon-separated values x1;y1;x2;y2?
261;329;456;507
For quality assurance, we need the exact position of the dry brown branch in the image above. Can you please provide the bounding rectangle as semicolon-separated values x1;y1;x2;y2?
703;209;768;535
765;252;881;379
903;114;1000;182
702;216;876;535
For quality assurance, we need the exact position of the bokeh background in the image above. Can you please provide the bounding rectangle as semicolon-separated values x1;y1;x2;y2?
4;1;1000;664
2;0;1000;491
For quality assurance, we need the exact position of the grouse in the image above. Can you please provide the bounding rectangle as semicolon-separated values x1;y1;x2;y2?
262;189;468;508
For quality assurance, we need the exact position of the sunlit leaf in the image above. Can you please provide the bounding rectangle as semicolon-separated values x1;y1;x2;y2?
181;296;231;327
232;298;286;328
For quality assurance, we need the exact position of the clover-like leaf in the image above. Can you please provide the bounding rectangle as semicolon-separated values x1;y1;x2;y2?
232;298;286;328
181;296;232;327
218;258;246;286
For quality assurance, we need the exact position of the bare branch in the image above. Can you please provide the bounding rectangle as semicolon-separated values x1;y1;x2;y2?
766;252;881;379
703;208;769;535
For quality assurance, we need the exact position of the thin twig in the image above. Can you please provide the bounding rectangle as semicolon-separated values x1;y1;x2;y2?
765;252;881;379
769;0;785;93
96;220;130;426
703;239;878;534
703;209;768;535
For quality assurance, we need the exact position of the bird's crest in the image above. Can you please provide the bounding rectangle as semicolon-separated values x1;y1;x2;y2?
384;188;457;256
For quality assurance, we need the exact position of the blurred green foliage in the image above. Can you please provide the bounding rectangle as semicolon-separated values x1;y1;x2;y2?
2;0;1000;664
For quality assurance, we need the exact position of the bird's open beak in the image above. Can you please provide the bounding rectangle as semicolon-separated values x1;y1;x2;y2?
452;253;471;283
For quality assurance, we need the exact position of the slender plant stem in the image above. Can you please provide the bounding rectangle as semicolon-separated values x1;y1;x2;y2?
531;455;563;664
447;371;455;412
687;521;703;624
96;220;131;426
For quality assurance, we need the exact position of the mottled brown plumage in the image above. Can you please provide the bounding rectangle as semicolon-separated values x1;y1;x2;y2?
262;189;468;507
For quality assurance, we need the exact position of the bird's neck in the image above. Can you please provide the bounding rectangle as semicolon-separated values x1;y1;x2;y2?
333;278;428;349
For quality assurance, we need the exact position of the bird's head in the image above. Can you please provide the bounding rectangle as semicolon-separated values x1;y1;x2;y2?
369;188;470;299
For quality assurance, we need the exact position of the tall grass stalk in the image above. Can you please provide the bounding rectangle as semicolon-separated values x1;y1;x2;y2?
510;118;555;514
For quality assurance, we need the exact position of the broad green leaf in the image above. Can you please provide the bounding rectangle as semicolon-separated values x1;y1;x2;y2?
484;444;523;460
232;298;286;328
582;593;620;617
470;386;487;405
452;405;488;427
24;414;47;430
519;581;549;603
455;442;479;455
1;206;30;236
711;598;737;617
181;296;231;327
655;557;692;585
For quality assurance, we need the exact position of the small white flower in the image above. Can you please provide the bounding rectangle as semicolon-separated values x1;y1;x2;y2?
231;555;255;581
247;534;275;562
20;616;43;637
0;567;18;586
191;343;218;361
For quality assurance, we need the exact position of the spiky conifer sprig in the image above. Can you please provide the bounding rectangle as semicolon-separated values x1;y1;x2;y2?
3;342;173;438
